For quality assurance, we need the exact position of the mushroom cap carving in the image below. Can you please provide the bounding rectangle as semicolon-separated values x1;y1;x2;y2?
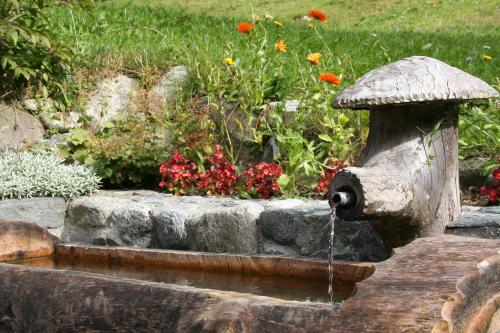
333;56;499;109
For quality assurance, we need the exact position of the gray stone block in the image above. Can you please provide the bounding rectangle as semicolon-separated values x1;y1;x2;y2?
0;197;66;229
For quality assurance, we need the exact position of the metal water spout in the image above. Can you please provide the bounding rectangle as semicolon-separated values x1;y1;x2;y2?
328;56;499;247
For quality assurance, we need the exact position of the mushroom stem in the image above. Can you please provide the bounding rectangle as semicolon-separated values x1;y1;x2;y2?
330;103;461;247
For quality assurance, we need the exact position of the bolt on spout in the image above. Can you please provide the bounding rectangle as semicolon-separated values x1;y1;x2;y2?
329;191;354;208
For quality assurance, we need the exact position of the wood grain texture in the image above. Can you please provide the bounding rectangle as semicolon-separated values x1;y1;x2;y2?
331;104;461;245
434;253;500;333
333;56;499;109
1;234;498;332
0;220;58;261
55;243;374;282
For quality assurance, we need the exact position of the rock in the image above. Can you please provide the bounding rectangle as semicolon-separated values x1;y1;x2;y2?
261;137;280;162
61;196;130;245
109;204;154;248
39;111;80;132
210;102;259;163
260;209;307;245
186;202;264;254
0;103;44;150
266;100;300;126
0;197;66;230
448;206;500;227
148;66;189;113
151;208;191;249
260;205;389;261
445;205;500;239
313;219;389;262
84;75;137;129
261;237;299;256
459;157;488;189
65;196;129;228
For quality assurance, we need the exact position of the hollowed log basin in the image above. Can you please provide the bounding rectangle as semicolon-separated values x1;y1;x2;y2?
1;220;500;332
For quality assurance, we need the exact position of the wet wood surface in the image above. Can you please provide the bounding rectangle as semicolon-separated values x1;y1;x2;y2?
0;220;58;261
55;243;373;282
0;224;498;332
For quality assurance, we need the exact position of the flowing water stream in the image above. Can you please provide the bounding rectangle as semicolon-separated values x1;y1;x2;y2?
328;204;338;304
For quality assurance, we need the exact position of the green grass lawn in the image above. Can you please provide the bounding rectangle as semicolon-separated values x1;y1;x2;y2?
111;0;499;31
51;1;499;86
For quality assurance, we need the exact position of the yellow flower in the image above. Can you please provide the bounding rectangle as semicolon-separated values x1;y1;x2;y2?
307;52;321;65
481;54;493;61
224;57;234;65
274;20;283;27
275;39;286;53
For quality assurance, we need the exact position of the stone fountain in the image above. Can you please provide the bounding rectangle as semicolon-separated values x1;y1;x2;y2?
329;56;499;247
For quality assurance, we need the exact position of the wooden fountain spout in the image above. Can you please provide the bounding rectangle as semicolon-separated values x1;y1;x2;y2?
328;56;499;247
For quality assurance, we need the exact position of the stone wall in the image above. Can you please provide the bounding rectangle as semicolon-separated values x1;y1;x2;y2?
1;190;498;262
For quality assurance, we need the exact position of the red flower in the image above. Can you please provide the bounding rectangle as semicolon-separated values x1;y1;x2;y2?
159;151;198;195
196;145;240;196
316;159;348;195
243;162;282;198
308;9;328;22
480;164;500;203
237;22;254;33
320;72;341;86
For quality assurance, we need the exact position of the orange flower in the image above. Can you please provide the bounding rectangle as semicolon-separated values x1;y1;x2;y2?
308;9;328;22
237;22;254;33
275;39;286;52
307;52;321;65
320;72;341;86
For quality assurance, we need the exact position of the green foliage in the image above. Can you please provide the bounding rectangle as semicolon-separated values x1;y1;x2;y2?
0;150;100;199
459;99;500;174
0;0;93;106
58;113;170;187
24;2;498;194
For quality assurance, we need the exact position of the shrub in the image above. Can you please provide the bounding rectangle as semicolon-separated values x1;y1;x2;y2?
59;114;170;188
0;150;100;199
0;0;93;106
243;162;282;198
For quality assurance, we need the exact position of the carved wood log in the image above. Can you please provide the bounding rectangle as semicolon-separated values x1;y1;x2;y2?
1;235;498;332
330;56;499;246
0;220;58;261
434;253;500;333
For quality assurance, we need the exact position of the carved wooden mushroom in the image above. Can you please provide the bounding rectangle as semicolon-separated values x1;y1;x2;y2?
433;253;500;333
329;56;499;247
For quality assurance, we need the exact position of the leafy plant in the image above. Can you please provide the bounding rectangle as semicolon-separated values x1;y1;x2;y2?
315;158;348;196
159;151;197;195
243;161;282;198
196;145;240;196
480;161;499;204
0;150;100;199
459;100;500;174
0;0;93;106
59;113;170;187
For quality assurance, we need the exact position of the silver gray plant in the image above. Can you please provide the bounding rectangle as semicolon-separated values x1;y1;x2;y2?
0;150;101;199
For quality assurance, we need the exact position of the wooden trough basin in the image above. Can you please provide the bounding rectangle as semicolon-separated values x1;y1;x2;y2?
1;220;499;332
